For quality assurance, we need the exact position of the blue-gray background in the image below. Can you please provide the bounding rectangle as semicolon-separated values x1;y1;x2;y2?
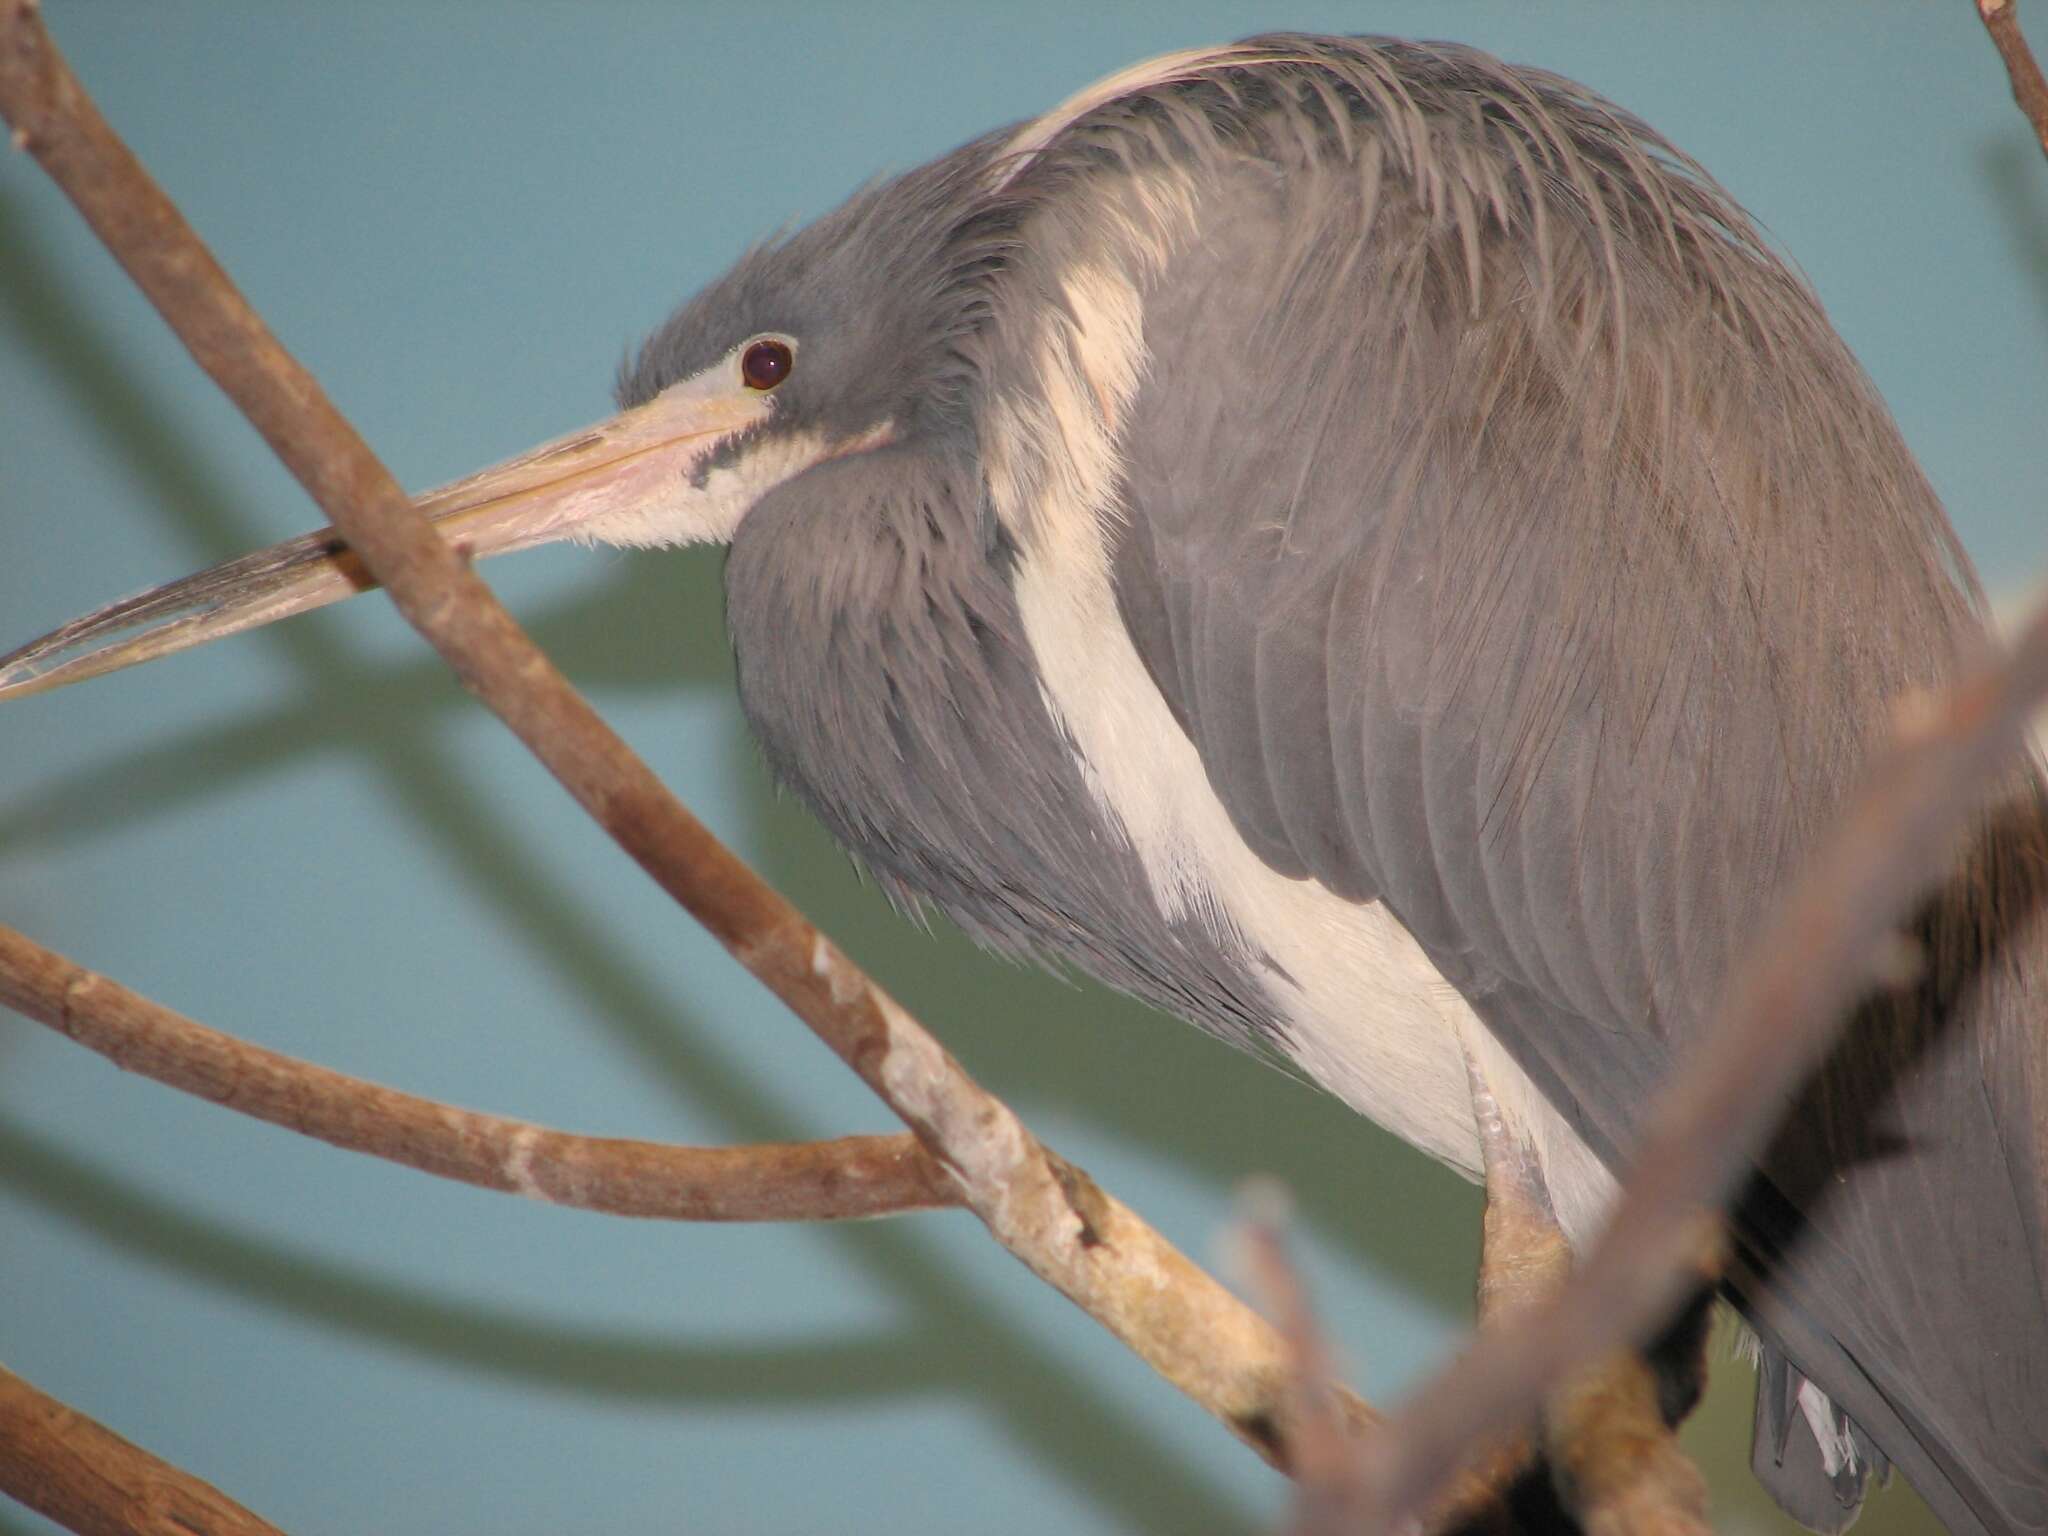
3;6;2042;1534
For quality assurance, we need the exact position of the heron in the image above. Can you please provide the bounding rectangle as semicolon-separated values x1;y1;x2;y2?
4;32;2043;1536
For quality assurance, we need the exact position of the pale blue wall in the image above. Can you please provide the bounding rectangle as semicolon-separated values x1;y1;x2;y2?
4;6;2042;1534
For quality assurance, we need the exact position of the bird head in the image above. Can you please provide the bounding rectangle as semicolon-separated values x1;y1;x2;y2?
0;132;1005;701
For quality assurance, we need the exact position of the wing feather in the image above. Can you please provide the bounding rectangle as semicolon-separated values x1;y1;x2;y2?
1050;37;2048;1535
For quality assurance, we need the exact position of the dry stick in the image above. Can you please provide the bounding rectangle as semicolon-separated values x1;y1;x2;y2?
0;1363;287;1536
1980;0;2048;158
1233;1185;1372;1536
0;0;1411;1487
1359;604;2048;1529
0;923;957;1222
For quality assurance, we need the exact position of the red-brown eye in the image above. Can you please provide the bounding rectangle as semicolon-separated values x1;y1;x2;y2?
740;338;794;391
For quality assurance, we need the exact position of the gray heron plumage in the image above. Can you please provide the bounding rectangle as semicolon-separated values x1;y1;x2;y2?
6;34;2044;1536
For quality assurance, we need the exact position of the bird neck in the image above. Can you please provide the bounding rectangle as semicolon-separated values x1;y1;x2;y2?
722;439;1283;1045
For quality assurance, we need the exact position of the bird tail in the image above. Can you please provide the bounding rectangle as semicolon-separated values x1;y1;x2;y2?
1750;1345;1889;1534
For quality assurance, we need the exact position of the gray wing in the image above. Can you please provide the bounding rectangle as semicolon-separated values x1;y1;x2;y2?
1101;72;2048;1536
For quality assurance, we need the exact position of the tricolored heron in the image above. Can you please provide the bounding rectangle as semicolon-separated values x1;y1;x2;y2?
5;32;2043;1536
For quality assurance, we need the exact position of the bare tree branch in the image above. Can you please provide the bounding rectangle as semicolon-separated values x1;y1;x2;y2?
0;1362;288;1536
1979;0;2048;158
1358;598;2048;1527
0;921;958;1222
0;0;1409;1481
1233;1184;1374;1536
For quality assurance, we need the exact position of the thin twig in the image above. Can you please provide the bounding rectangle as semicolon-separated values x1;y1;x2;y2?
1359;597;2048;1529
0;1362;288;1536
0;0;1387;1476
0;922;957;1222
1979;0;2048;158
1234;1183;1369;1536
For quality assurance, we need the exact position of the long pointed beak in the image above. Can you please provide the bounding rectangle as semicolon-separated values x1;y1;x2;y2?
0;377;769;701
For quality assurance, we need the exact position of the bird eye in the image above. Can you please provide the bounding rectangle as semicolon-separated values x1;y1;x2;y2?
740;337;795;392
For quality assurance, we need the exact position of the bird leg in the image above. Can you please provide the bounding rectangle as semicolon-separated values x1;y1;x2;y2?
1543;1337;1711;1536
1463;1048;1711;1536
1458;1047;1572;1515
1466;1053;1573;1329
